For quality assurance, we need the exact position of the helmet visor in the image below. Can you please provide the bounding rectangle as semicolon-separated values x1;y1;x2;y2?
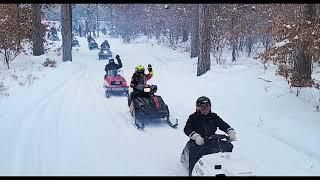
136;69;145;74
197;100;210;107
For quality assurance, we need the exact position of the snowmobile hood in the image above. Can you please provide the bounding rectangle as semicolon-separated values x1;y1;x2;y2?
194;152;254;176
105;75;128;88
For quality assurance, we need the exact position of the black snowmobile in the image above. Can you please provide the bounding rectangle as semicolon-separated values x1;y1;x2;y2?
88;39;98;50
48;32;59;41
72;38;80;47
128;84;178;130
98;48;112;60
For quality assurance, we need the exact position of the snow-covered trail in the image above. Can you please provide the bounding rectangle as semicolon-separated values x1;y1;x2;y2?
0;37;187;175
0;35;319;175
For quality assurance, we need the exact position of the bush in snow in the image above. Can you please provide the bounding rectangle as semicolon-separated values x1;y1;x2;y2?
258;4;320;89
0;5;33;69
42;58;56;68
0;82;9;97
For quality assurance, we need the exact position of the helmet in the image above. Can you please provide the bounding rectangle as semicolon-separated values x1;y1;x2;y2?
196;96;211;107
135;65;145;74
109;58;114;63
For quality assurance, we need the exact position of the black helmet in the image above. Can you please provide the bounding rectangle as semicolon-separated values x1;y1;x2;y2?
109;58;114;63
196;96;211;107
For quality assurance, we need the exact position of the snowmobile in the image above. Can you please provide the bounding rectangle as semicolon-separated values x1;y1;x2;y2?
104;69;129;98
48;33;59;41
180;134;254;176
72;38;80;47
98;48;112;60
128;84;178;130
88;39;98;50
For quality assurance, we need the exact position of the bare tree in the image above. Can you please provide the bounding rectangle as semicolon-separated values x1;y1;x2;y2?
191;4;199;58
61;4;72;62
96;4;99;37
31;4;44;56
197;4;211;76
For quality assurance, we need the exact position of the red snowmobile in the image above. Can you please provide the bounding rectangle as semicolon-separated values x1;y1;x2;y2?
103;70;129;98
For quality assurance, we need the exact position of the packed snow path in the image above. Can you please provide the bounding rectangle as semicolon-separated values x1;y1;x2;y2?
0;36;319;175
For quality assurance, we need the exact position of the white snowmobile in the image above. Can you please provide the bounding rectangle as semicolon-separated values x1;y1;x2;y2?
180;134;254;176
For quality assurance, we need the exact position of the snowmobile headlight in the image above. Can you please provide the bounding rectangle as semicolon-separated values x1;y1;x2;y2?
103;51;108;54
144;87;151;93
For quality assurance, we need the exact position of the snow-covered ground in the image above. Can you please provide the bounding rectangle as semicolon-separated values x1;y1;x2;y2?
0;34;319;176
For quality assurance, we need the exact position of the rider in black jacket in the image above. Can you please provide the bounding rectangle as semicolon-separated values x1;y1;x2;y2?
104;55;122;79
184;96;237;176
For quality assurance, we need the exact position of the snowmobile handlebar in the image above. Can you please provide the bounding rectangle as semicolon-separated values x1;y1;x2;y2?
205;134;230;142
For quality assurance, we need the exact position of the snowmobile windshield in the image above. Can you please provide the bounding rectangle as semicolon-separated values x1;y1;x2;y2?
107;69;118;77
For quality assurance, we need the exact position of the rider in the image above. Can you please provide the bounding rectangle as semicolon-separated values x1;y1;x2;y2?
100;40;110;50
87;35;94;43
104;55;122;79
184;96;237;176
128;64;153;106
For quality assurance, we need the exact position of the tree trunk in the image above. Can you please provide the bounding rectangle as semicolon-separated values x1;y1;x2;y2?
191;4;199;58
246;36;253;56
182;27;188;42
232;42;237;62
16;4;21;52
31;4;44;56
86;4;91;36
293;4;315;85
85;20;89;36
110;6;114;36
61;4;72;62
231;15;238;62
96;4;99;37
197;4;211;76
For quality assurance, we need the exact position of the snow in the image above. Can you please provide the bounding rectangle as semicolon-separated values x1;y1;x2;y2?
0;34;320;176
285;24;292;29
274;39;290;48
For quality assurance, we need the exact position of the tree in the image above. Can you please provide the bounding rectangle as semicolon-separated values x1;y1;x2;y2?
31;4;44;56
292;4;315;86
0;5;32;69
61;4;72;62
190;4;199;58
197;4;211;76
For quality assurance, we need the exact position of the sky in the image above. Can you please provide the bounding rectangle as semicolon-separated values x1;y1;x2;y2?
0;33;319;176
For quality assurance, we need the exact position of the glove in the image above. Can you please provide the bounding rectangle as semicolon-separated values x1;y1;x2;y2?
227;129;237;142
115;55;120;60
136;84;144;92
147;64;152;72
189;132;204;146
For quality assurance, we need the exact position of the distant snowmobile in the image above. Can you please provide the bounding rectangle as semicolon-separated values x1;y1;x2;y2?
88;39;98;50
98;49;112;60
180;134;254;176
72;38;80;47
48;33;59;41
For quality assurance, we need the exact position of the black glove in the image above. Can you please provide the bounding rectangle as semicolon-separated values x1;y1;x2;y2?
136;84;144;92
115;55;120;60
147;64;152;72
